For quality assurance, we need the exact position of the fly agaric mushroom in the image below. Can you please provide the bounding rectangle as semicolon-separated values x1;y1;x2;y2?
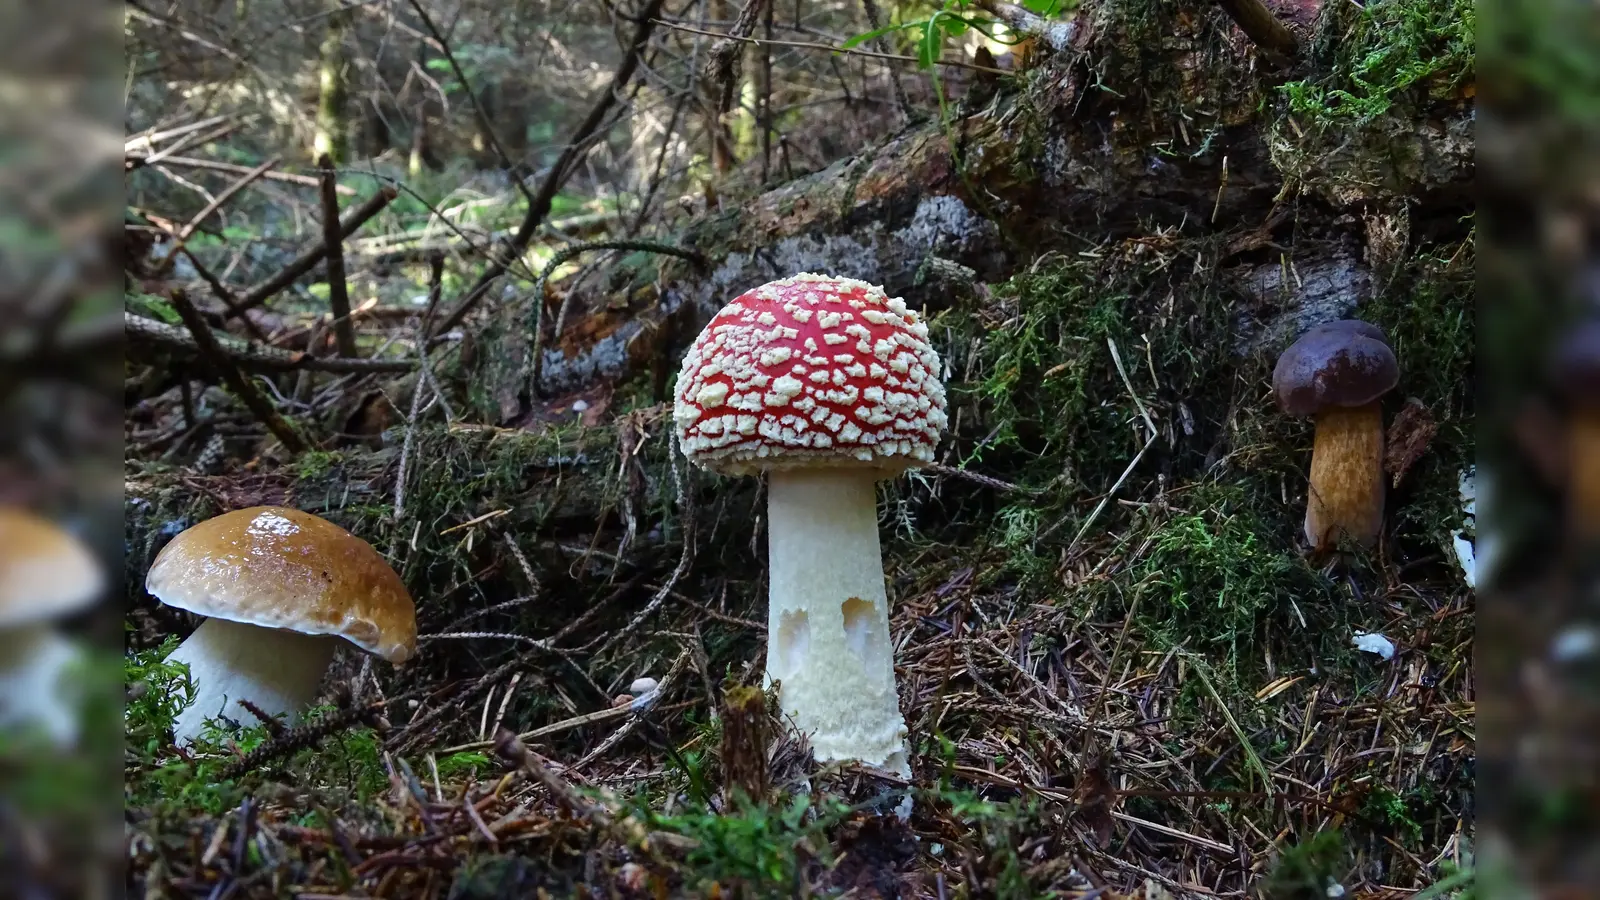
145;506;417;744
1553;318;1600;536
672;273;949;776
1273;320;1399;551
0;508;105;745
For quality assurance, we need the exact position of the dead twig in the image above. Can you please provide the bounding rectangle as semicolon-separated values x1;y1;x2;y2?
705;0;770;139
655;19;1011;75
219;702;388;779
429;0;670;340
568;648;691;773
225;185;399;321
126;154;356;193
491;728;607;821
1215;0;1299;57
126;312;414;374
148;156;280;279
408;0;535;198
165;290;309;454
316;154;358;358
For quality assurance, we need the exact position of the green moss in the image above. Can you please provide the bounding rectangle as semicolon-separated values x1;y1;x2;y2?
294;449;343;481
1362;785;1426;844
124;637;392;818
1124;484;1338;668
434;750;494;781
1262;829;1351;899
637;792;846;898
1363;247;1475;551
1281;0;1475;127
1480;0;1600;123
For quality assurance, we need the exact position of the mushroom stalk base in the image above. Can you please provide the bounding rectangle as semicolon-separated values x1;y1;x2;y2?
165;617;339;745
765;468;909;776
1307;402;1386;550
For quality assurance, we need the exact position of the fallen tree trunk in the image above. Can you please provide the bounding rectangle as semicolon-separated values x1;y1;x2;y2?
463;0;1472;421
127;0;1474;606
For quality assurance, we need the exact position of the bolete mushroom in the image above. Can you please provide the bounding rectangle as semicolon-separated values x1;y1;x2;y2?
672;273;949;776
1273;320;1399;551
145;506;417;744
1553;318;1600;536
0;508;105;745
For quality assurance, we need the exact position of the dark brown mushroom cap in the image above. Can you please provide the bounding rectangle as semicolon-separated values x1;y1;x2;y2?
1273;320;1399;416
1552;318;1600;403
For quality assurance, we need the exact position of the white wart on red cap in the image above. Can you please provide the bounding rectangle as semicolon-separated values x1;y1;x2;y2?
672;273;949;475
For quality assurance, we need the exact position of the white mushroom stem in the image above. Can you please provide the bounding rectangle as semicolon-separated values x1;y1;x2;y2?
0;624;87;747
764;467;909;777
165;617;339;745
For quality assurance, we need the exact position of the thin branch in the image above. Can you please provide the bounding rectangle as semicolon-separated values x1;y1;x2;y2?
860;0;913;121
655;19;1011;74
407;0;534;197
126;312;414;374
428;0;671;341
165;291;309;454
126;154;357;193
125;114;234;152
149;156;280;278
706;0;770;136
174;242;271;342
1215;0;1299;56
491;728;607;821
225;185;399;320
627;88;693;234
316;154;358;357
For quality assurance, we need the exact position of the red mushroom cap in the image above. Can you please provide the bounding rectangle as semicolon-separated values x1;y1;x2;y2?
672;273;949;476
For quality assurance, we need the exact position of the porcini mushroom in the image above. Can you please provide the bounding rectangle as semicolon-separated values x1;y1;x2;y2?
672;273;949;776
0;508;105;745
145;506;417;744
1273;320;1399;551
1553;318;1600;536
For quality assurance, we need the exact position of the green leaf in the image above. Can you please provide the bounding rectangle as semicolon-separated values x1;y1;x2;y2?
1023;0;1064;14
840;21;918;51
128;293;180;324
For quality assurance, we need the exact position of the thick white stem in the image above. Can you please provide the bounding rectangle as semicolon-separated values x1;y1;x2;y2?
166;617;338;745
765;468;908;776
0;625;86;747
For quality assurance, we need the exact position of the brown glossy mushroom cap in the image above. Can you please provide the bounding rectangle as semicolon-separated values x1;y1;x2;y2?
0;508;105;627
144;506;418;664
1273;320;1399;417
1553;318;1600;404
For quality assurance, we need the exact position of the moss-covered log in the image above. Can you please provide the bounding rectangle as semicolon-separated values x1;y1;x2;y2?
465;0;1472;420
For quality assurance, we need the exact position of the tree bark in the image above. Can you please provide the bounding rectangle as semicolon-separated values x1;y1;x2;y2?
313;5;351;164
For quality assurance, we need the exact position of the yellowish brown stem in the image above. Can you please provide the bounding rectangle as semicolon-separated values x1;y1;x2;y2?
1306;403;1386;551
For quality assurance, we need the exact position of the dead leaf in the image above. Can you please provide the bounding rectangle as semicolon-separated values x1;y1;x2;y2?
1385;397;1438;487
1072;750;1116;848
